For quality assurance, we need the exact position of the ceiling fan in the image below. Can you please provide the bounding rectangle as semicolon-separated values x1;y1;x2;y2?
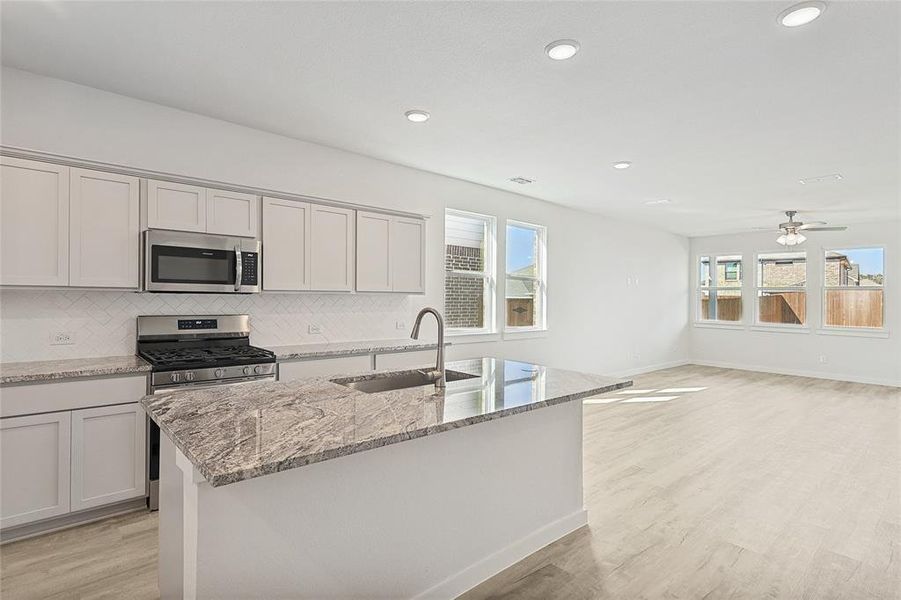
755;211;847;246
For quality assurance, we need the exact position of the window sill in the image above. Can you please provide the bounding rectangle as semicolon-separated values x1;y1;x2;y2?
693;322;744;331
503;328;548;340
749;325;811;334
446;331;501;345
816;327;890;339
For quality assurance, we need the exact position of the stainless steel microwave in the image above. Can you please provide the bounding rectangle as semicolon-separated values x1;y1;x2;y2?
144;230;260;293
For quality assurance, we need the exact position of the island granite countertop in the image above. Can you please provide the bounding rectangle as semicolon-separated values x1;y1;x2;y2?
141;357;631;487
0;355;152;385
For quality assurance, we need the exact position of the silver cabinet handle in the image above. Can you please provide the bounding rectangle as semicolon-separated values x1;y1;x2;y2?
234;245;243;291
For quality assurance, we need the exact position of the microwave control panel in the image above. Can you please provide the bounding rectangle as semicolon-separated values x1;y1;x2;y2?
241;252;259;286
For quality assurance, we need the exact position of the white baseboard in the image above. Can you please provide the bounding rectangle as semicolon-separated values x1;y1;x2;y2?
612;359;691;378
690;359;901;388
413;509;589;600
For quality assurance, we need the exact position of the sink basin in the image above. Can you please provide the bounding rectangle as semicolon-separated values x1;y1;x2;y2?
332;369;477;394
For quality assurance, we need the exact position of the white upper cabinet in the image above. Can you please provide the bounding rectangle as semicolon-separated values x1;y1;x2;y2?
146;179;207;233
70;404;146;512
0;157;70;286
69;168;140;288
0;412;71;529
262;197;311;291
310;205;355;291
392;217;426;293
356;211;393;292
356;212;426;293
206;188;259;237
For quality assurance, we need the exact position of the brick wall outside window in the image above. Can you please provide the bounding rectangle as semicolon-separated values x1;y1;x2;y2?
445;244;485;329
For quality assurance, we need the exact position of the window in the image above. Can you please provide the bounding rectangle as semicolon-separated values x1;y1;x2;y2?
823;247;884;329
756;252;807;325
698;255;742;322
724;261;741;281
445;210;496;333
505;221;546;330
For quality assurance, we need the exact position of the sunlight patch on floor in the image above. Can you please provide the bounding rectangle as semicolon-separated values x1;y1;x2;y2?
616;389;658;395
621;395;679;403
583;398;624;404
657;387;708;393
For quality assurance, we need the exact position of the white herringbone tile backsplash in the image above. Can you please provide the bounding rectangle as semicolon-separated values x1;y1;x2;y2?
0;290;416;362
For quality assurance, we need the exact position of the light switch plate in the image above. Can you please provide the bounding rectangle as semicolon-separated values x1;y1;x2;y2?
50;331;75;346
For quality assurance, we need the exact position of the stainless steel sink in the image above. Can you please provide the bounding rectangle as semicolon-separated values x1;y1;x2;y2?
332;369;477;394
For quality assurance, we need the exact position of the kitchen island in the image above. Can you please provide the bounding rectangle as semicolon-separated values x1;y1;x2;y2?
142;357;630;599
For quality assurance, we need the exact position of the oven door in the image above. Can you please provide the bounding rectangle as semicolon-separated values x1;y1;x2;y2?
144;230;260;293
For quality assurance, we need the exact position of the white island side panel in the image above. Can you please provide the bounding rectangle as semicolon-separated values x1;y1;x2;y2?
161;399;585;599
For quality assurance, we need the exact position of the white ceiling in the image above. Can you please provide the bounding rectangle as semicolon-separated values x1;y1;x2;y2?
1;1;898;236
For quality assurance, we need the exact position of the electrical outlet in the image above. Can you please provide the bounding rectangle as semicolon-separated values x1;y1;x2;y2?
395;321;406;330
308;324;322;334
818;355;827;364
50;331;75;346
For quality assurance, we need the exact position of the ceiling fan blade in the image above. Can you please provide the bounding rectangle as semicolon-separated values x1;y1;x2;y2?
803;226;847;232
797;222;827;230
751;227;782;231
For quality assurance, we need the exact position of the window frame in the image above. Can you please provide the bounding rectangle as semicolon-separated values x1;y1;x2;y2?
696;254;744;325
504;219;548;333
444;209;497;336
754;251;808;329
820;245;886;332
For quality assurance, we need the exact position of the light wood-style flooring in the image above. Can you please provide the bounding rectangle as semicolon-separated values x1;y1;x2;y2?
2;365;899;599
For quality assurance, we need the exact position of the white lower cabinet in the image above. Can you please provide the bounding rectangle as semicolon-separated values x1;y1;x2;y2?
0;412;72;529
71;404;146;511
0;377;147;532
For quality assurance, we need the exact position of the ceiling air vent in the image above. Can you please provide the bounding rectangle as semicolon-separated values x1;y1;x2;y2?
509;177;535;185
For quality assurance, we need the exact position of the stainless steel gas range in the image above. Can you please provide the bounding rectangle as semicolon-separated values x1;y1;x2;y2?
137;314;276;509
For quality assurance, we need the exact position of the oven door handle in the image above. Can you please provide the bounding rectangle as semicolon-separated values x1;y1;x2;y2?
234;245;243;291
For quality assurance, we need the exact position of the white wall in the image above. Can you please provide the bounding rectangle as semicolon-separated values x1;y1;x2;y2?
0;67;690;375
690;221;901;386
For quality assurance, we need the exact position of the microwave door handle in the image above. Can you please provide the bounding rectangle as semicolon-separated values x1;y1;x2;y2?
234;246;243;291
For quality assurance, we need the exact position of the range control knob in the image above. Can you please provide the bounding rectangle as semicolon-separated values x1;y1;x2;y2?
185;372;195;382
214;368;224;378
254;365;263;375
243;366;252;376
170;372;181;383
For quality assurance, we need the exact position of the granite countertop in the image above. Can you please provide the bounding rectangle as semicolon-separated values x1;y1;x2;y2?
0;355;152;385
142;357;631;487
269;338;449;361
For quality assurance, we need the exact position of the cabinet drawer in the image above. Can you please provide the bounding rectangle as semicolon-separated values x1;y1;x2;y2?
374;350;437;370
278;356;372;381
0;375;147;418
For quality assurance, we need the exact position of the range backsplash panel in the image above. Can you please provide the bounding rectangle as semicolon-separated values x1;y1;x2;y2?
0;290;414;362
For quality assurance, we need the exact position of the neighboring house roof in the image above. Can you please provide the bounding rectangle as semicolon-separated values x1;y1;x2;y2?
506;265;537;299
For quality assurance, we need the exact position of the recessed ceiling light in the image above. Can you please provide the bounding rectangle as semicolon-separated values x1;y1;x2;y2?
544;39;580;60
404;110;430;123
612;161;632;170
509;177;535;185
778;1;826;27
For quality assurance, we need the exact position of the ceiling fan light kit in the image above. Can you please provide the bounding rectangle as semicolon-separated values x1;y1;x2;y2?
769;210;847;246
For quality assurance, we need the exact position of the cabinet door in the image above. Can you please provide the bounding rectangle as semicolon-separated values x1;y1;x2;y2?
0;412;71;529
392;217;426;293
146;179;207;232
355;211;393;292
69;168;140;288
310;205;355;291
0;157;69;286
71;404;146;512
262;197;311;291
206;188;259;237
